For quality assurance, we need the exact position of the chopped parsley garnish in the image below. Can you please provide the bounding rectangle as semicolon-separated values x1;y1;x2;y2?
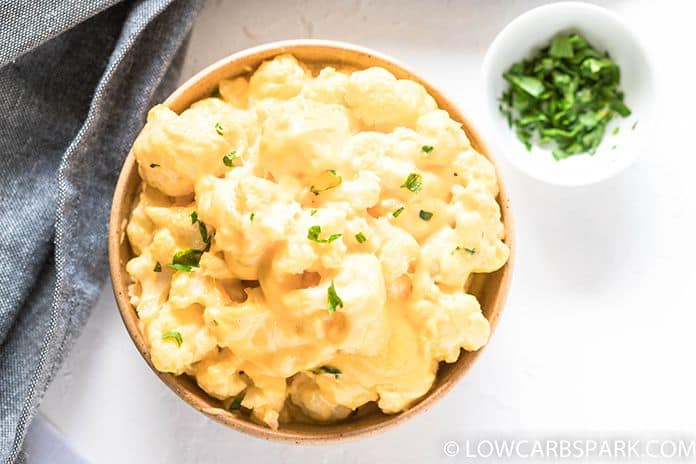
310;170;342;195
149;163;160;168
162;331;183;347
499;33;631;160
392;206;405;218
307;225;341;244
612;126;620;135
214;122;224;135
419;210;433;221
190;212;211;246
355;232;367;243
168;264;193;272
310;209;318;216
327;281;343;314
249;212;255;222
153;262;162;272
314;365;342;378
421;145;434;154
455;246;477;255
222;150;237;167
631;121;638;130
400;173;423;193
167;248;203;272
229;395;244;411
198;222;210;246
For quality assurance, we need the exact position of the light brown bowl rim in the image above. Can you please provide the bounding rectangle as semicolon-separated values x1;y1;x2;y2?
108;39;515;444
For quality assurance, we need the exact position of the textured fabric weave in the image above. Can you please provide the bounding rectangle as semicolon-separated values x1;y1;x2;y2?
0;1;203;462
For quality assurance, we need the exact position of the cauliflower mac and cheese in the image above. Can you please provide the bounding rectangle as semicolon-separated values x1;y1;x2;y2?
126;54;509;429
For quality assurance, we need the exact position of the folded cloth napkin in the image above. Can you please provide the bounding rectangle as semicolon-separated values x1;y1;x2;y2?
0;1;203;462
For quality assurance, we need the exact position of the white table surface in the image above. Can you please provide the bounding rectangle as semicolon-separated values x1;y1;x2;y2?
40;1;696;463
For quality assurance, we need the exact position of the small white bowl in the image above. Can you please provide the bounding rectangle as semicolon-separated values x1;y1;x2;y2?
481;2;655;186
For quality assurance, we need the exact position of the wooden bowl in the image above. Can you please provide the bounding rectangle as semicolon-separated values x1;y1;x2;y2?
108;39;515;443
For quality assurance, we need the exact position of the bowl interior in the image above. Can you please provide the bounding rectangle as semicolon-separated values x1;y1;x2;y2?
109;40;514;443
481;2;656;186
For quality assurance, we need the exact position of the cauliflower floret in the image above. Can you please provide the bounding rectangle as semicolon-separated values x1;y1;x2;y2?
146;304;217;375
168;271;231;310
345;131;390;174
389;197;450;243
144;205;207;251
408;291;490;361
126;186;172;255
241;366;288;429
195;171;300;280
386;127;426;161
452;148;500;196
302;66;349;105
305;171;381;211
125;252;170;324
345;67;436;131
268;206;348;277
415;110;471;168
451;186;509;274
288;373;352;422
219;76;250;108
372;220;419;284
329;305;437;413
249;54;308;100
133;99;252;196
198;252;237;280
261;253;389;357
258;98;354;181
206;288;332;377
194;349;247;400
319;253;389;356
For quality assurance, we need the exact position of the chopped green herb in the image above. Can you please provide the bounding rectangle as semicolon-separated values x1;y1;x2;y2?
612;126;620;135
421;145;434;154
149;163;160;168
549;35;574;58
222;150;237;167
229;395;244;411
249;212;255;222
310;209;318;216
168;263;193;272
162;331;183;347
307;225;341;244
153;262;162;272
198;222;210;246
419;210;433;221
355;232;367;243
314;365;342;378
215;122;224;135
503;74;545;98
499;33;631;160
392;206;405;218
310;170;342;195
167;248;203;272
454;246;477;255
191;212;210;246
400;173;423;193
327;280;343;314
632;121;638;130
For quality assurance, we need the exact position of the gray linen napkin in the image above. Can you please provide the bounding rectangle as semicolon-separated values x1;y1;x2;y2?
0;1;204;462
